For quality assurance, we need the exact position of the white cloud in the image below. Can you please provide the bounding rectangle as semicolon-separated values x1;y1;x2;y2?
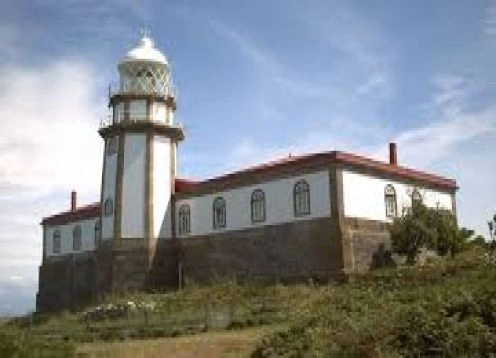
0;60;103;315
207;18;330;100
208;19;277;72
356;72;387;96
0;61;103;194
386;112;496;168
484;0;496;36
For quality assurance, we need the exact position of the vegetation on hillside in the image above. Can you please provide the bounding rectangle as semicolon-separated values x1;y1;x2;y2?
253;248;496;357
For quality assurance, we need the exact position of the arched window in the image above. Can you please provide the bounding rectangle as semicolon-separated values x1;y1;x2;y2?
104;197;114;217
213;197;226;229
384;185;397;218
294;180;310;217
412;188;423;206
73;225;82;251
251;189;266;223
53;230;61;254
178;204;191;235
94;220;100;247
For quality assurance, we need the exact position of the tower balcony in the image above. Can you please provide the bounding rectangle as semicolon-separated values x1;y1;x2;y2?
98;120;185;142
99;113;184;129
109;85;174;98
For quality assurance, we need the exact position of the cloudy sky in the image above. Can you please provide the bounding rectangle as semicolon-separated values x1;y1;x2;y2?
0;0;495;315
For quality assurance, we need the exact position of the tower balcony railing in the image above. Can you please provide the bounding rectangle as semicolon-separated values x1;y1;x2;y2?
99;114;184;129
108;84;175;99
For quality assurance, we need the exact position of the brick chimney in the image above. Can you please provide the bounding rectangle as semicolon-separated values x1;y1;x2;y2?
71;191;77;212
389;142;397;165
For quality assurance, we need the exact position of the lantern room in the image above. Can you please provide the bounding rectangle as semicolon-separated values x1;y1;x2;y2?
109;34;176;125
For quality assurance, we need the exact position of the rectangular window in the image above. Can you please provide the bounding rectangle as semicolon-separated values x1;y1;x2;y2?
107;137;118;156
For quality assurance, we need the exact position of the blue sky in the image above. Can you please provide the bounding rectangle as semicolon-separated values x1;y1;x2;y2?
0;0;495;315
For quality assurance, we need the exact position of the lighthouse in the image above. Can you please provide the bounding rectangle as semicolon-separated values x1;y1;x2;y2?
98;34;184;290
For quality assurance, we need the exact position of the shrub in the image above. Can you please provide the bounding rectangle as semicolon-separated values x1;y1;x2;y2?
390;202;472;264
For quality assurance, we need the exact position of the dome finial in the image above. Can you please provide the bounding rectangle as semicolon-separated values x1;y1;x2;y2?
140;27;151;39
138;27;154;49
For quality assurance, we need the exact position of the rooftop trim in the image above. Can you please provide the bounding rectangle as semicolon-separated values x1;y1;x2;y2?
175;150;457;195
41;203;100;226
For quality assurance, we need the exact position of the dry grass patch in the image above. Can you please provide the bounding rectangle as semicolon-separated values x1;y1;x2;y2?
77;326;272;358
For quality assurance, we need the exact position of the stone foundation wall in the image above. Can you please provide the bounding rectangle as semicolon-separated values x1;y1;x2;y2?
37;252;98;311
344;217;392;272
179;217;344;284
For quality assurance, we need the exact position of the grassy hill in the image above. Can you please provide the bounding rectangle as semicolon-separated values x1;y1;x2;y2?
1;246;495;357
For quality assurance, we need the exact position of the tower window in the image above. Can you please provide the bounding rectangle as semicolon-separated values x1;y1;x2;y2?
178;204;191;236
53;230;61;254
107;137;118;156
294;180;311;217
251;189;266;223
384;184;397;218
136;68;156;92
213;197;226;229
94;220;100;247
104;197;114;217
73;225;82;251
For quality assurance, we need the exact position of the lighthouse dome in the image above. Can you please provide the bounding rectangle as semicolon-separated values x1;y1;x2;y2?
120;36;168;66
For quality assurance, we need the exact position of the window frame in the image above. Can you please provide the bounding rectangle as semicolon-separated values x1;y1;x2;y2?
293;179;311;217
251;189;266;223
178;204;191;236
384;184;397;218
212;197;227;229
94;220;100;247
104;197;114;217
73;224;82;251
53;230;61;254
106;137;118;156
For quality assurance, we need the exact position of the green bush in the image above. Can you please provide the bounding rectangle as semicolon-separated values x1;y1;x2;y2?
390;202;473;263
394;305;493;357
0;327;74;357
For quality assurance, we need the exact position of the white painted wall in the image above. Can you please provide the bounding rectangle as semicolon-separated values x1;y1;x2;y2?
342;170;453;221
45;218;99;257
121;134;146;238
176;170;331;237
101;139;118;240
128;100;146;121
151;102;167;124
153;137;172;238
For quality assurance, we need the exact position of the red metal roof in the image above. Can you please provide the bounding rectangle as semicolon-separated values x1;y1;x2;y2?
334;151;457;189
175;150;457;193
41;203;101;226
175;178;199;193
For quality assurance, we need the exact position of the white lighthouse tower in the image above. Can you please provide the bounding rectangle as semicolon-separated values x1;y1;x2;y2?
98;34;184;288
